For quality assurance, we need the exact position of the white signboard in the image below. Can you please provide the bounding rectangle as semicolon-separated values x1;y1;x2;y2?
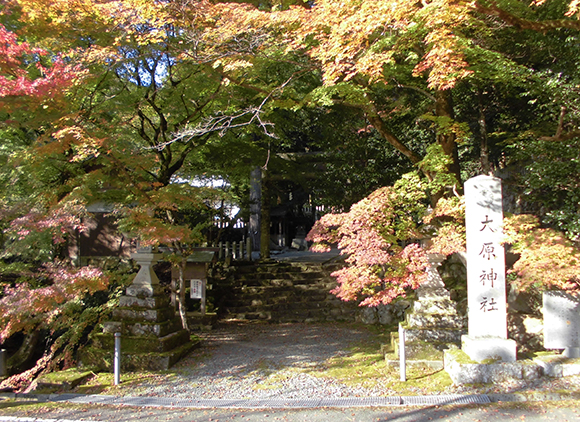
190;279;204;299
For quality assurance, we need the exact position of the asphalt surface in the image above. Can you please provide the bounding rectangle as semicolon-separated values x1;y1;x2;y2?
1;397;580;421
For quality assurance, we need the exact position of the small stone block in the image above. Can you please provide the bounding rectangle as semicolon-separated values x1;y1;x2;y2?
102;321;122;334
533;354;580;378
35;370;93;392
462;335;517;363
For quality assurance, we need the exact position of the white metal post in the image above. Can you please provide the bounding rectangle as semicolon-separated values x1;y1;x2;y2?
114;332;121;385
399;324;406;382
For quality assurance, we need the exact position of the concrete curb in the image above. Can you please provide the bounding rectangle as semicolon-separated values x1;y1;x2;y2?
1;392;490;408
1;391;579;409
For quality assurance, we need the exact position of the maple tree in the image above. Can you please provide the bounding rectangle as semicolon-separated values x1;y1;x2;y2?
183;0;580;203
0;23;81;113
306;175;430;307
2;0;580;385
306;146;460;306
503;214;580;292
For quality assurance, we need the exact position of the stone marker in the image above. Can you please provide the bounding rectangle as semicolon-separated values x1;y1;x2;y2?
543;291;580;358
462;175;516;362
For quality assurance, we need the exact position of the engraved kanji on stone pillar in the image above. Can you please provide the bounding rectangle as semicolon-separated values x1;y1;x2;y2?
462;175;517;362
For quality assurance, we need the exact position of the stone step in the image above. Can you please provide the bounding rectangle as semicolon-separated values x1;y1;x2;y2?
224;299;345;314
234;275;331;287
225;290;338;304
228;283;335;296
234;277;332;288
221;260;351;323
223;307;356;323
234;263;298;274
236;269;328;280
224;297;337;310
231;284;333;296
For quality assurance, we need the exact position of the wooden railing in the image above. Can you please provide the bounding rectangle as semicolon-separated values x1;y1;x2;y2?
214;238;253;261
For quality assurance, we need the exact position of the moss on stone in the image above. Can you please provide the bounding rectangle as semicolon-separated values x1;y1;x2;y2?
445;347;478;364
34;368;95;393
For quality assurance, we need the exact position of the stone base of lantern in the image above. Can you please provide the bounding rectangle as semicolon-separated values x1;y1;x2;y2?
80;252;199;371
81;284;200;371
387;254;466;368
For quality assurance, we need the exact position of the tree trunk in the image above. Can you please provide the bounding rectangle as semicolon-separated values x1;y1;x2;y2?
477;88;491;174
176;259;190;332
365;109;423;165
435;90;463;191
6;330;41;375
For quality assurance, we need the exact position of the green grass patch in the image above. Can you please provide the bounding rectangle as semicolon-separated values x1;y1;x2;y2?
72;370;177;395
301;328;456;394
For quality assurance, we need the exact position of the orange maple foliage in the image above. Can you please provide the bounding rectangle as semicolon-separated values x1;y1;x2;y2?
186;0;475;89
503;214;580;292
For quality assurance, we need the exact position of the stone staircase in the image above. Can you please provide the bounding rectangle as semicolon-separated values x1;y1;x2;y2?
217;260;358;323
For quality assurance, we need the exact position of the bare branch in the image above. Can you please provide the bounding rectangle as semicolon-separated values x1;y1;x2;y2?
539;129;580;142
144;75;298;151
473;1;580;31
173;103;277;145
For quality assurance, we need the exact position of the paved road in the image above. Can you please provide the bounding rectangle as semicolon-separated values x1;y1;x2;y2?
1;399;580;421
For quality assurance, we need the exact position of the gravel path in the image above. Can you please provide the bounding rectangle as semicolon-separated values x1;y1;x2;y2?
109;322;580;401
116;322;393;399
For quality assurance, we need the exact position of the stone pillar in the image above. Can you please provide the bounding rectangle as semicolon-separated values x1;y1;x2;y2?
249;167;261;252
462;175;516;362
